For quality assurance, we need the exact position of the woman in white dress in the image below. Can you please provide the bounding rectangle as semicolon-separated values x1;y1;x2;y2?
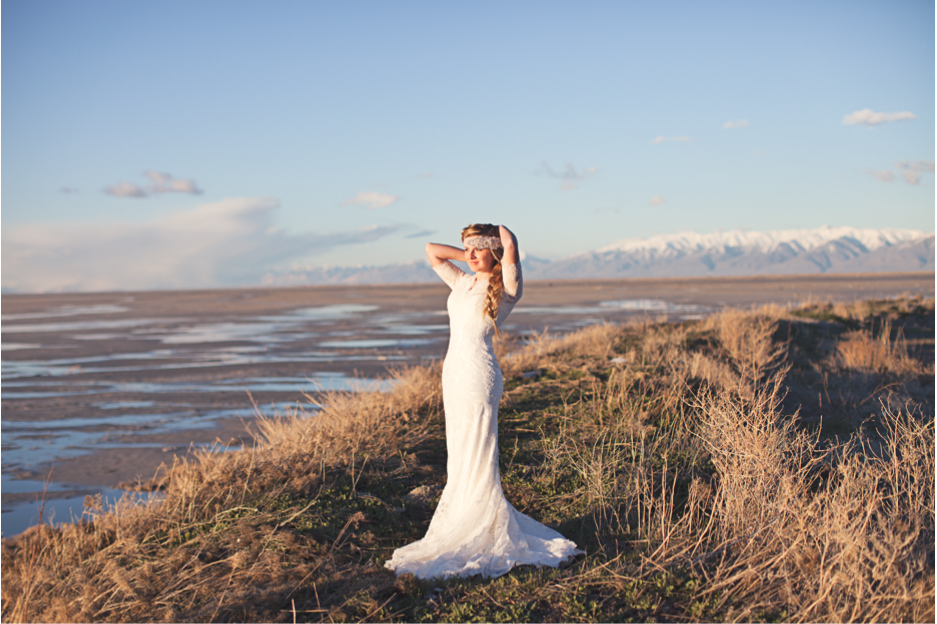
385;223;582;580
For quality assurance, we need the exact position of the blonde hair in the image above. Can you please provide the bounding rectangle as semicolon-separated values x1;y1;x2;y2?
461;223;503;325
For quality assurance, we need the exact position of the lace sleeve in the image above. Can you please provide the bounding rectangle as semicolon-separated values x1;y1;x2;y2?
502;261;523;303
433;260;465;290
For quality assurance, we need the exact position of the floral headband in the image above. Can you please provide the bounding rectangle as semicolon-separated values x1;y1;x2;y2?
463;235;503;250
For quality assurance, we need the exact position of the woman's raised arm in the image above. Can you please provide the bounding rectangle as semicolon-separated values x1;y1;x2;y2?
425;242;466;267
499;225;520;265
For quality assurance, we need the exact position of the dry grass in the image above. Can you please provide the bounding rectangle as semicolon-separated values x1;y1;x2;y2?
1;365;443;623
2;296;933;623
500;297;934;622
704;307;789;385
835;318;920;376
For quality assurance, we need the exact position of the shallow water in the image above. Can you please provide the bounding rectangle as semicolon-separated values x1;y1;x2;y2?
2;486;163;538
513;298;707;317
0;304;131;322
1;300;431;536
0;297;691;528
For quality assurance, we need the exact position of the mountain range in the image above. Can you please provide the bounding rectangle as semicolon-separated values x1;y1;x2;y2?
261;226;935;286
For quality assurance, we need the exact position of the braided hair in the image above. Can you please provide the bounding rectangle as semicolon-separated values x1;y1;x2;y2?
460;223;504;324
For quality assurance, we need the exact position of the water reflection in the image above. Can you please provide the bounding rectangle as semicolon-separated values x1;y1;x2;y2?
319;338;439;348
3;318;162;334
3;374;397;399
1;486;163;539
599;299;706;314
1;303;130;322
2;401;317;472
2;350;410;382
514;298;709;317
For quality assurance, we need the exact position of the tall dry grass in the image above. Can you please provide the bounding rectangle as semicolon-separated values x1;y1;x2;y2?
704;307;789;385
684;395;934;622
513;299;934;622
835;318;919;376
2;297;933;623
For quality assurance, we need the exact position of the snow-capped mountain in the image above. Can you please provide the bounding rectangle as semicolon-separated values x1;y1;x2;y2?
529;227;934;280
263;227;934;286
596;226;924;256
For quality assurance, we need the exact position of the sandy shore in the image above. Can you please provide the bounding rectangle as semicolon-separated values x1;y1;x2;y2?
2;272;933;534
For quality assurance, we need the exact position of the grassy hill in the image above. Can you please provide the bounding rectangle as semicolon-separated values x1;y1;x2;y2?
2;296;934;623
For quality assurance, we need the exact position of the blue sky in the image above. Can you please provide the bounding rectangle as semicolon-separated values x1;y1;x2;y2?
3;0;934;292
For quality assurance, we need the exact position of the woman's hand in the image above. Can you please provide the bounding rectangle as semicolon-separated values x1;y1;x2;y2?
499;225;520;265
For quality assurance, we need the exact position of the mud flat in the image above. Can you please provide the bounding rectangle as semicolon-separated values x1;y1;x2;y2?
1;271;933;536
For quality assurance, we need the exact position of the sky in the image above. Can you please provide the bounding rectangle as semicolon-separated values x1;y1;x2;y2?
2;0;934;293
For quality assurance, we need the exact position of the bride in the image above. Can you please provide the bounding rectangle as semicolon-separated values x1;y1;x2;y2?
385;223;582;579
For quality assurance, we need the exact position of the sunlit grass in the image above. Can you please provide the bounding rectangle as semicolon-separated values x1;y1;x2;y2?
2;296;933;622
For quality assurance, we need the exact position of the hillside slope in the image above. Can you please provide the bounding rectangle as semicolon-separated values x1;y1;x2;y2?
2;296;933;622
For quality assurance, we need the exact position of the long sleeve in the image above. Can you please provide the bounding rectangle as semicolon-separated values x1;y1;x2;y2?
502;261;522;304
433;260;465;290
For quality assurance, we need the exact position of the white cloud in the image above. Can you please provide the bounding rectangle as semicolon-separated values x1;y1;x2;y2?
868;161;934;185
842;109;916;126
538;162;598;190
901;171;920;185
896;160;935;185
341;191;399;210
1;197;400;293
649;196;664;206
105;171;203;198
105;182;148;198
723;120;749;129
651;136;691;144
144;171;203;195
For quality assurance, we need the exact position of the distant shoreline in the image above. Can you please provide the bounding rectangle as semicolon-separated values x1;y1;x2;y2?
3;269;934;300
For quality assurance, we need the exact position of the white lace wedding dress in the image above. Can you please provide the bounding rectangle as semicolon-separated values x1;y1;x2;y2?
385;259;582;579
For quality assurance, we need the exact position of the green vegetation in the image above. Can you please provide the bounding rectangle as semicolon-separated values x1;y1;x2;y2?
2;296;934;622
